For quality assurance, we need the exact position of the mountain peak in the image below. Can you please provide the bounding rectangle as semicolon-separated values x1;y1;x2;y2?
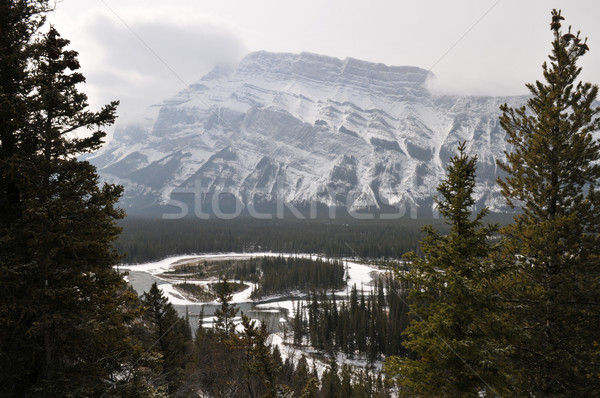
233;51;433;100
90;51;523;217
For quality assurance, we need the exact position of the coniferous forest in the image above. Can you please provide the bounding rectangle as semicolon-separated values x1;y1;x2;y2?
2;3;600;397
113;216;445;264
290;278;411;364
250;256;346;298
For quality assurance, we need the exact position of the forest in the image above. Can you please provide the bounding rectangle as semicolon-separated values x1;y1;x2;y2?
290;278;411;364
241;256;346;299
146;278;396;397
2;2;600;397
115;216;451;263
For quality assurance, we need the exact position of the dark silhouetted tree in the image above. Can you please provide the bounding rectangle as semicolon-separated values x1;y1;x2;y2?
0;3;139;395
141;282;192;394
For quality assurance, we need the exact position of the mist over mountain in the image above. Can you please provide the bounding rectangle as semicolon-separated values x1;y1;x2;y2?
88;51;525;218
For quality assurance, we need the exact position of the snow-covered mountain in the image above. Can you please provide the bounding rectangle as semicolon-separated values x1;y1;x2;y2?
89;51;525;217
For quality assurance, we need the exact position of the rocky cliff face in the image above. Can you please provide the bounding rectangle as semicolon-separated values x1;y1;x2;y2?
89;51;525;218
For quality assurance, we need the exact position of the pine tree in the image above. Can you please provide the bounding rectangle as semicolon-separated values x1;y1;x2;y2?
385;143;504;397
291;355;312;396
339;364;354;397
292;300;305;345
497;9;600;396
320;365;341;398
213;275;239;339
299;377;320;398
141;282;192;394
240;313;283;398
0;0;49;221
0;4;138;395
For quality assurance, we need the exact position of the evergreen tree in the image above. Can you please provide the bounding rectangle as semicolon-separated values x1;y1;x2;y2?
0;3;137;395
291;355;312;396
299;377;320;398
141;282;192;394
213;275;239;339
188;324;239;397
240;314;283;398
497;9;600;395
292;300;305;346
0;0;49;221
319;365;341;398
385;143;504;397
339;365;354;397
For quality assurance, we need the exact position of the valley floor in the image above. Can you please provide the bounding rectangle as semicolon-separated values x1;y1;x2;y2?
120;252;392;373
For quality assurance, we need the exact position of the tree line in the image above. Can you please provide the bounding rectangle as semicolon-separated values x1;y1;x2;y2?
114;216;440;264
169;256;347;300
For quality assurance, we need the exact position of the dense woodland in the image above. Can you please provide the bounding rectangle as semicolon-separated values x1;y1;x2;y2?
2;3;600;397
247;256;346;298
291;278;411;364
115;216;448;263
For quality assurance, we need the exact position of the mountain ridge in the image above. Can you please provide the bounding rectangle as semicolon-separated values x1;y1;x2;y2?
89;50;526;217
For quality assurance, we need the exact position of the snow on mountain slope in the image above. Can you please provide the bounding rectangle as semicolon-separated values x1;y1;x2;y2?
89;51;525;217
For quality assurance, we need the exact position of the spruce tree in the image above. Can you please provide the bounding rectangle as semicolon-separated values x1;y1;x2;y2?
213;275;239;339
498;9;600;395
385;143;504;397
240;314;283;398
0;4;137;395
141;283;192;394
291;355;312;396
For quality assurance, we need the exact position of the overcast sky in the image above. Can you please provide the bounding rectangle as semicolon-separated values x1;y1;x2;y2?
47;0;600;128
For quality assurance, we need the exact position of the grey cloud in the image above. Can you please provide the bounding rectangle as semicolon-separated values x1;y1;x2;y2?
78;11;247;118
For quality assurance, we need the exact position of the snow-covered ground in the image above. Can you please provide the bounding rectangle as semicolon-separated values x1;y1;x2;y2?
268;331;383;377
